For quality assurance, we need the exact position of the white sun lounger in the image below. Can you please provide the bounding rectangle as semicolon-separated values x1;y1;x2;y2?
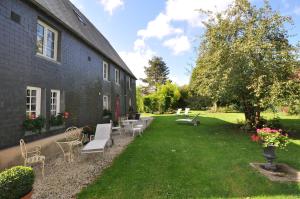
176;114;200;126
82;123;112;154
176;108;182;115
184;108;190;116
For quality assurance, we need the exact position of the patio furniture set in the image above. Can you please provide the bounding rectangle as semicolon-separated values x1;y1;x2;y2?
19;116;154;177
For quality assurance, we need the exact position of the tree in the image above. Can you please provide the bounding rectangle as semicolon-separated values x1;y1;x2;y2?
136;86;144;113
190;0;300;127
142;56;170;91
156;81;181;113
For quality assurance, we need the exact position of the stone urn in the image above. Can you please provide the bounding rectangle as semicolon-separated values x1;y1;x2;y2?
263;145;277;171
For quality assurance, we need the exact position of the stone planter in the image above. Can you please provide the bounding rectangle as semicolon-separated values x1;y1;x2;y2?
21;190;33;199
263;145;277;171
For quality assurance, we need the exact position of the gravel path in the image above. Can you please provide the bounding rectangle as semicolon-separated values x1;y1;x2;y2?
32;134;134;199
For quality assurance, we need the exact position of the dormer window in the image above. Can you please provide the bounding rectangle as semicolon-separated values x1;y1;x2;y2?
73;9;86;25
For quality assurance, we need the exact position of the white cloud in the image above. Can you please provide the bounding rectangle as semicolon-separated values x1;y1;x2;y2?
170;75;189;86
137;0;233;41
163;35;191;55
137;13;183;39
120;41;156;84
165;0;233;27
99;0;124;15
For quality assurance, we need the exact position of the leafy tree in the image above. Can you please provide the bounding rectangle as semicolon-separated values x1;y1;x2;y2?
156;81;181;112
190;0;300;127
136;86;144;113
142;56;170;91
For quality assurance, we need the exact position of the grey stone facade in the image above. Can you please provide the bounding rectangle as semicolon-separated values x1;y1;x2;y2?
0;0;136;149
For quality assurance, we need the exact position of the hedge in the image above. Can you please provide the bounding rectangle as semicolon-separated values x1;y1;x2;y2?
0;166;35;199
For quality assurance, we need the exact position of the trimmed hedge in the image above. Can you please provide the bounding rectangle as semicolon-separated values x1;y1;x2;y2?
0;166;35;199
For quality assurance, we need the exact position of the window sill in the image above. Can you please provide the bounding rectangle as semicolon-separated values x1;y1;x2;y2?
36;54;61;65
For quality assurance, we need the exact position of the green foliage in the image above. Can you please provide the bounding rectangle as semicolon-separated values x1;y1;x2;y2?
50;113;65;126
142;56;170;92
190;0;300;127
143;95;159;113
136;87;144;113
0;166;34;199
155;81;181;112
23;116;45;133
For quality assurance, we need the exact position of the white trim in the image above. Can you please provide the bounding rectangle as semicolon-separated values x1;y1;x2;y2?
26;86;41;117
115;68;120;85
50;89;60;116
103;61;108;81
37;20;58;61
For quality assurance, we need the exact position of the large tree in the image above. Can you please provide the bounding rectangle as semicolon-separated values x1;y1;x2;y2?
190;0;300;127
142;56;170;91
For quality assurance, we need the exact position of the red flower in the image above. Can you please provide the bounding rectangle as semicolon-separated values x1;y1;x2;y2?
251;134;260;142
30;113;36;120
63;112;70;119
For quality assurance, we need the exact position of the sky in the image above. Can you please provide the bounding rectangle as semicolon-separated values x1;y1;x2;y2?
70;0;300;86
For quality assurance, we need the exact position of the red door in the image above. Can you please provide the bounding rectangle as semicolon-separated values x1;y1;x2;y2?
115;96;121;121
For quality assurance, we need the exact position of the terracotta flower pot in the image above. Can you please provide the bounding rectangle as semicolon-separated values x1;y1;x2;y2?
21;190;33;199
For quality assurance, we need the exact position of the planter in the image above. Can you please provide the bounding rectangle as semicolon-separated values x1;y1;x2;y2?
263;145;277;171
21;190;33;199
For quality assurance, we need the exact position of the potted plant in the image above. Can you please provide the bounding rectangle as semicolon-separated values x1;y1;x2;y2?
128;106;135;119
50;112;69;127
103;109;112;123
0;166;35;199
82;125;96;143
251;128;289;171
23;114;45;134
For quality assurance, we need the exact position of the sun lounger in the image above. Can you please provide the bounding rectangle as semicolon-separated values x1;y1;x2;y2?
81;123;112;154
176;114;200;126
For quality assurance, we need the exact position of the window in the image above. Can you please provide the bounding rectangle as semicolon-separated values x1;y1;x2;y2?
36;20;58;60
103;61;109;81
11;11;21;24
115;69;120;85
103;95;109;110
50;90;60;116
26;87;41;118
73;9;86;25
128;77;131;89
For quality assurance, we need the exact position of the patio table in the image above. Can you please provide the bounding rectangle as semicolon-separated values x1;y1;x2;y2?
56;138;80;162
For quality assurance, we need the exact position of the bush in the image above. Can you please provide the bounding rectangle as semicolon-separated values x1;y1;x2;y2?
0;166;35;199
82;125;96;137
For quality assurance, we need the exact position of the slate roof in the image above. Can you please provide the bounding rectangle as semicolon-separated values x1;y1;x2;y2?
29;0;136;79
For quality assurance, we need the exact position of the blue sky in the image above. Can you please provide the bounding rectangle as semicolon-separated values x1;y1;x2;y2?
70;0;300;85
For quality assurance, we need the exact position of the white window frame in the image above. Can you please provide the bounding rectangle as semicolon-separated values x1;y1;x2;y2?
115;68;120;85
128;76;131;90
50;90;60;116
37;20;58;61
26;86;41;117
103;61;109;81
103;95;109;110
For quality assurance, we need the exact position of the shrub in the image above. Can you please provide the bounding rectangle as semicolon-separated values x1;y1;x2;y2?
82;125;96;137
0;166;35;199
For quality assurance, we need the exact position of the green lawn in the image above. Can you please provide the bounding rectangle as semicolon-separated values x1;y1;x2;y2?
78;112;300;198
